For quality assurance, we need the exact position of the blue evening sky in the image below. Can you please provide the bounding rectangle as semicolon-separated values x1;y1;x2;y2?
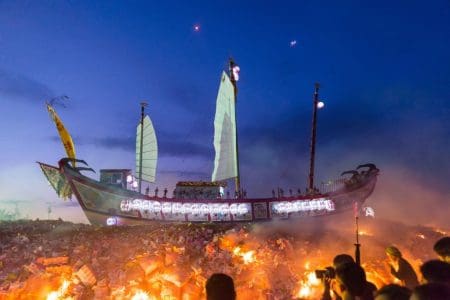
0;1;449;225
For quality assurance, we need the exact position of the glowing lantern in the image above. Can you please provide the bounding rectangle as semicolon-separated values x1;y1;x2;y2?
232;66;240;81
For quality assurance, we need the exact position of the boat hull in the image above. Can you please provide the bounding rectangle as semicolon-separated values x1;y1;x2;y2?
39;160;378;226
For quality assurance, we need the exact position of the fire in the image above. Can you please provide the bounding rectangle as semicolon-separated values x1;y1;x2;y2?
4;220;444;299
359;230;372;236
304;261;310;270
298;285;312;298
242;250;255;264
46;279;71;300
131;289;153;300
307;271;320;286
296;271;321;299
232;246;256;264
434;228;447;235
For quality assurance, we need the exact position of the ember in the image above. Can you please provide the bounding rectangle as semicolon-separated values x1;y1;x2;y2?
0;218;447;299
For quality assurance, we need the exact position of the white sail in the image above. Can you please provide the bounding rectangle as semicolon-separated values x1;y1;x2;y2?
212;71;237;182
136;115;158;182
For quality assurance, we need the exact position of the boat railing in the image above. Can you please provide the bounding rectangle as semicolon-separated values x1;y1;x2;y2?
319;178;347;194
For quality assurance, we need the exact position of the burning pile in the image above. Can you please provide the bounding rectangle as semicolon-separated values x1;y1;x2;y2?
0;218;447;299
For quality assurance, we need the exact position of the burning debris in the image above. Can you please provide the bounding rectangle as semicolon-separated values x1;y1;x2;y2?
0;218;447;299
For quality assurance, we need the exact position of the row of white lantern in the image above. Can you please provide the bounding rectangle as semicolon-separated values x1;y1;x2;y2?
120;199;250;215
271;198;335;213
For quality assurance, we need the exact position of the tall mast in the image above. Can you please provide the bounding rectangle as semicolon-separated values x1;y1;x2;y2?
138;101;148;194
308;83;320;192
229;58;241;196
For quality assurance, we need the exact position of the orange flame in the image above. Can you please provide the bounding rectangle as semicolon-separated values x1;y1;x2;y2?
46;279;70;300
131;289;153;300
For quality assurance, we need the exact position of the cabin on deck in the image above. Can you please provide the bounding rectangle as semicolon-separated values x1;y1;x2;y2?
173;181;227;200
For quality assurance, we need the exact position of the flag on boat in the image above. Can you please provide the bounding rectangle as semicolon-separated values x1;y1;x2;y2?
46;103;76;166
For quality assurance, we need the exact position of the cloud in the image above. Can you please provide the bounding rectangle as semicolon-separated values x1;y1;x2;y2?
49;133;212;159
0;69;53;102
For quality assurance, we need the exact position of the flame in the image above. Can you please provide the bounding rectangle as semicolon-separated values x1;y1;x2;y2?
298;285;312;298
46;279;70;300
296;271;321;299
304;261;310;270
307;271;320;286
434;228;447;235
8;220;441;299
232;246;256;264
131;290;153;300
242;250;255;264
359;230;372;236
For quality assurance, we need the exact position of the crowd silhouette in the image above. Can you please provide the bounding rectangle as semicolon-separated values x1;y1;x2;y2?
206;236;450;300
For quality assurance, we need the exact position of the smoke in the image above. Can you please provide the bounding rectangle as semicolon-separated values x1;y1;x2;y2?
0;68;53;103
369;165;450;228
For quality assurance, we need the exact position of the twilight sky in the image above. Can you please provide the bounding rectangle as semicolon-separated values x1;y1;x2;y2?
0;1;449;226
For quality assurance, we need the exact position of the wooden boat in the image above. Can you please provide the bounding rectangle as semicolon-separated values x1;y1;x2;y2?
38;60;378;225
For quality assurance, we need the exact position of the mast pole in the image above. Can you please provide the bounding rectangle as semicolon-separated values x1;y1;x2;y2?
355;215;361;265
229;58;241;196
138;101;148;194
308;83;320;192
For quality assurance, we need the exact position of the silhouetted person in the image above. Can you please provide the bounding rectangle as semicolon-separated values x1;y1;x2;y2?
374;284;411;300
322;257;376;300
334;262;375;300
333;254;355;268
206;273;236;300
433;236;450;263
410;282;450;300
419;259;450;284
385;246;419;290
322;254;355;300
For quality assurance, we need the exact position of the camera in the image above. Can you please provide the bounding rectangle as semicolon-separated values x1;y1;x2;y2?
315;266;335;279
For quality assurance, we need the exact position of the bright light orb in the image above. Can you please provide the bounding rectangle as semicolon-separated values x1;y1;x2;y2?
106;217;117;226
132;181;138;188
193;24;200;32
232;66;240;81
317;101;325;109
290;40;297;47
126;175;133;183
